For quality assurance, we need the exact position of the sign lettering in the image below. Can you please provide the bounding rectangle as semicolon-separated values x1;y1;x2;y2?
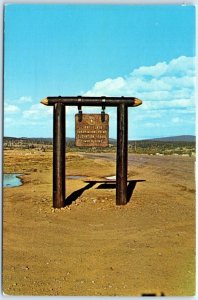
75;114;109;147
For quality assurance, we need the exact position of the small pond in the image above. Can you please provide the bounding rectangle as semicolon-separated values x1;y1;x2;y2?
3;174;23;188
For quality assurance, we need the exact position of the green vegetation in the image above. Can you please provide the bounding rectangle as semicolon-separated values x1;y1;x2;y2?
3;137;196;157
128;141;195;156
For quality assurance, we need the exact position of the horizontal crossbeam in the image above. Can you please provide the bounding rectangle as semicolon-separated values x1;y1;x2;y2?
40;96;142;107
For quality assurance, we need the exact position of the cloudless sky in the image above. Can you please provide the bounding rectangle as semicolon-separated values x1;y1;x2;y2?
4;4;196;139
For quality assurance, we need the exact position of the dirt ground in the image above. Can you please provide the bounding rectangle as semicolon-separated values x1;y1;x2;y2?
3;149;195;296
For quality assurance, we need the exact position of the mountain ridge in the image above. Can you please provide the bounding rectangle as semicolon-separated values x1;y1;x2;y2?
3;135;195;143
139;135;195;142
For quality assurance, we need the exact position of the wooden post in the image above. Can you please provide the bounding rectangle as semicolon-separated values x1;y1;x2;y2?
40;95;142;208
116;104;128;205
53;103;65;208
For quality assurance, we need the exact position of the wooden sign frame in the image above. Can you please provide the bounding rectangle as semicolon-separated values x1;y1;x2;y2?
41;96;142;207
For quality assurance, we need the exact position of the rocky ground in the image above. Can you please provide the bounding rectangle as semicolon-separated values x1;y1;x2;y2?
3;149;195;296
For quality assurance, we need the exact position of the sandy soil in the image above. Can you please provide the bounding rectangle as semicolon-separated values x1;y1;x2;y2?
3;149;195;296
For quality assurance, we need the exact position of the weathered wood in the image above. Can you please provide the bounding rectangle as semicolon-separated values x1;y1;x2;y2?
116;103;128;205
41;96;142;107
75;113;109;147
53;103;65;208
41;95;142;207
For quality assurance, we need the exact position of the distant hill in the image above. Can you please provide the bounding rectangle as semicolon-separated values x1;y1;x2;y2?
4;137;73;143
144;135;195;142
4;135;195;144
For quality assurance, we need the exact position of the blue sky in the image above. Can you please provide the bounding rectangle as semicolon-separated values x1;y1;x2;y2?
4;4;196;139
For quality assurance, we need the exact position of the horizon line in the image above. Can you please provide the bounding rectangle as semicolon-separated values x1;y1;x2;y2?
3;134;196;140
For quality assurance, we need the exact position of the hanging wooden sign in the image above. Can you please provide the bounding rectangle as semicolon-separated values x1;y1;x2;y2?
75;113;109;147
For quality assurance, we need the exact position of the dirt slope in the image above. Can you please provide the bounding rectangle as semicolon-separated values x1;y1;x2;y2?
3;150;195;296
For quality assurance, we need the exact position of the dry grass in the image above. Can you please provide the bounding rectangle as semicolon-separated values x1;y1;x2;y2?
3;149;195;296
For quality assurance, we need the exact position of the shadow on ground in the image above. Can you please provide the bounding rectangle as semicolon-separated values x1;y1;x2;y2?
97;180;145;203
65;181;97;206
65;179;145;206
